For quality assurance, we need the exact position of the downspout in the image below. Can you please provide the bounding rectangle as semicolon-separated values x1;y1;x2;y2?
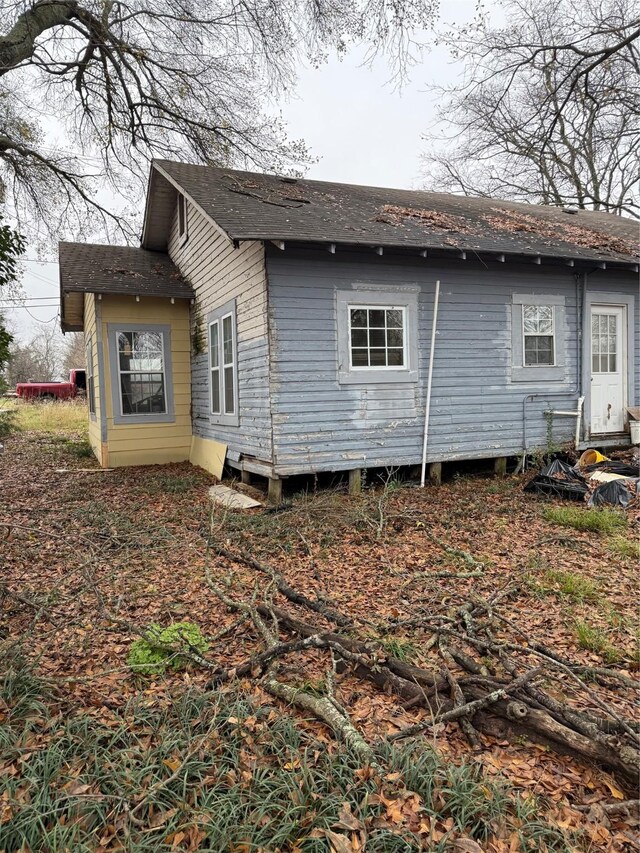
519;269;588;468
420;280;440;487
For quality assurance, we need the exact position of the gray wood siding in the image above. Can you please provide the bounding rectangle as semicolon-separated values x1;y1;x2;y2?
167;202;272;460
266;247;637;475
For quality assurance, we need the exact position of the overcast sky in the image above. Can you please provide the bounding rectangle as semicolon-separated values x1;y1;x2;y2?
5;2;476;345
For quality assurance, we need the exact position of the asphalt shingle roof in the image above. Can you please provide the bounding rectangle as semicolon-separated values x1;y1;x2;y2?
59;242;193;298
154;160;639;264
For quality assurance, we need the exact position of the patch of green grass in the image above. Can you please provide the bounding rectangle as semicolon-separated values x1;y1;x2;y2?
379;636;419;662
0;657;577;853
0;406;18;438
606;535;640;560
574;620;622;663
143;471;203;495
3;399;89;436
542;568;600;603
63;437;94;458
542;505;627;534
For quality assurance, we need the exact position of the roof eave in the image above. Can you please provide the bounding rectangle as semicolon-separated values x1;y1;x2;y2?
256;236;638;268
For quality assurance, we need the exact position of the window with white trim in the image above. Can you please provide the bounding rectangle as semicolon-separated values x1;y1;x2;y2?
522;304;555;366
86;337;96;415
511;294;566;382
208;301;238;423
336;288;419;385
349;306;406;368
177;193;188;242
116;330;167;415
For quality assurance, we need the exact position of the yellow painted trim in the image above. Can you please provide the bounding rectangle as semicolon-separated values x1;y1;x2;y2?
189;435;226;479
108;447;191;468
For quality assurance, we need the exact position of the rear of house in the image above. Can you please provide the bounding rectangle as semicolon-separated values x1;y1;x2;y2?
59;162;639;493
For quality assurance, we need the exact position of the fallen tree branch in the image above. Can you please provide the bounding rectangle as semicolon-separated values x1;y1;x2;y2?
263;676;383;772
389;667;542;742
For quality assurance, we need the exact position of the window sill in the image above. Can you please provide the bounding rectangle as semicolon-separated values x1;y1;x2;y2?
512;366;565;382
112;412;176;425
210;413;240;428
338;368;418;385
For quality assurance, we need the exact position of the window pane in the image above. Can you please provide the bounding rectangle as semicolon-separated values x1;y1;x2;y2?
387;328;403;347
350;308;367;327
222;316;233;365
369;328;385;347
608;315;616;333
121;373;165;414
211;368;220;413
210;322;219;368
592;354;599;373
224;366;235;413
592;334;600;354
609;354;616;372
600;354;608;373
348;304;407;370
524;335;553;366
351;329;367;347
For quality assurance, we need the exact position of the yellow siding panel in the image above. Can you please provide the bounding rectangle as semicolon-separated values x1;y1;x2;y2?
99;295;192;467
189;435;226;479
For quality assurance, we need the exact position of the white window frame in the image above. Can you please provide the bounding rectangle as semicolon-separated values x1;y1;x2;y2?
107;324;176;424
511;294;566;383
348;304;408;371
522;304;556;368
177;193;188;244
208;299;239;426
336;287;419;385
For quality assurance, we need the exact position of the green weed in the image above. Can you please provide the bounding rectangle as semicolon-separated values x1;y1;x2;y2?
127;622;209;675
606;535;640;560
543;506;627;534
574;620;621;663
144;471;203;495
542;568;600;603
379;636;419;662
0;659;577;853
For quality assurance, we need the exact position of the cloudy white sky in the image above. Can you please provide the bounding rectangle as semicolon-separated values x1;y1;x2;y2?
5;2;476;345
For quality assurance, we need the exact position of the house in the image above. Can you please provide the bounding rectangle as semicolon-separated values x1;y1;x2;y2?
59;162;639;499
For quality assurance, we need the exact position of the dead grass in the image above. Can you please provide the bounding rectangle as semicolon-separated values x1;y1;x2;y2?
2;398;88;436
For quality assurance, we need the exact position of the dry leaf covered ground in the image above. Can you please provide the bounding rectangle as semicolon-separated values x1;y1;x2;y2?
0;401;639;852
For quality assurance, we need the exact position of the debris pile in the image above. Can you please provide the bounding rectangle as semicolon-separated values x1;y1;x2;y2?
373;204;471;233
482;208;638;258
525;451;639;507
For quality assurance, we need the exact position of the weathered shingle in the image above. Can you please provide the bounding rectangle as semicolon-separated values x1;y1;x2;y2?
59;242;193;332
59;242;192;298
153;160;639;264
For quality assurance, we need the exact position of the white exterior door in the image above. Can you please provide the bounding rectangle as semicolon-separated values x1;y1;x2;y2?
590;305;626;434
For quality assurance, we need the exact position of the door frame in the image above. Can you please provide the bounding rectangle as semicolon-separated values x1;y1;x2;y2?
582;290;635;440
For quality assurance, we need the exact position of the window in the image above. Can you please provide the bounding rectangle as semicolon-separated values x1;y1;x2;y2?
511;294;565;382
177;193;188;242
336;288;419;385
208;300;238;424
117;330;167;415
523;305;555;366
86;337;96;416
107;324;174;424
349;306;406;368
591;313;617;373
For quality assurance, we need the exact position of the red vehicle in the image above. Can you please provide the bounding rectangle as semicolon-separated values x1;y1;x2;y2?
16;369;87;401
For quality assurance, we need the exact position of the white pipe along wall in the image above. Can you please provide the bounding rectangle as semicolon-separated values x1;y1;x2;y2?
420;280;441;488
